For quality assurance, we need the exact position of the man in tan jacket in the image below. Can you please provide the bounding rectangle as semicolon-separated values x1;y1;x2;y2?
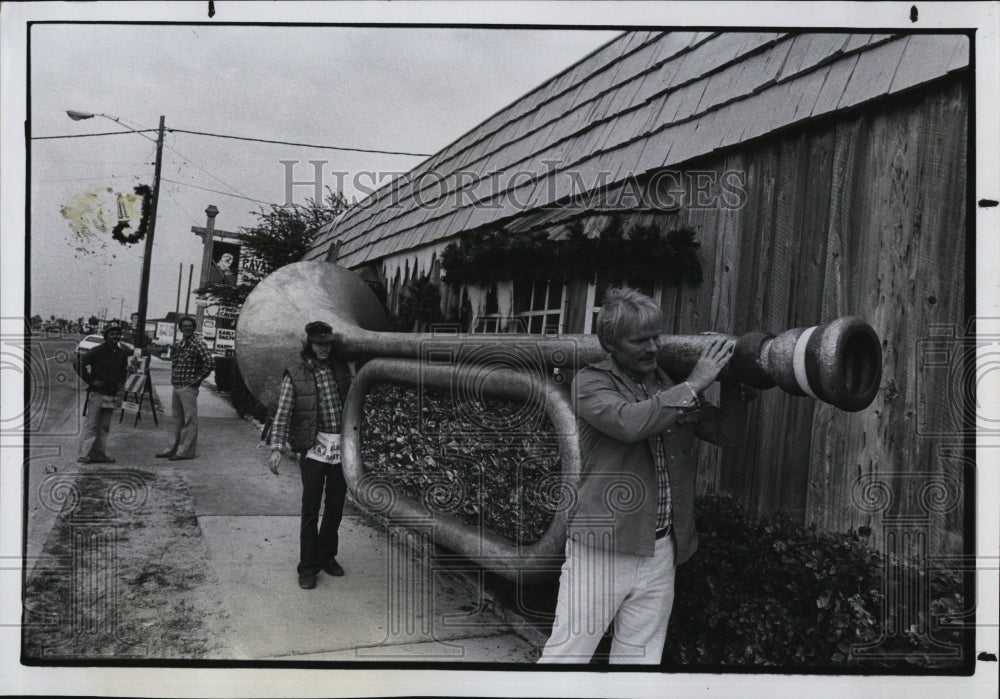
539;288;754;664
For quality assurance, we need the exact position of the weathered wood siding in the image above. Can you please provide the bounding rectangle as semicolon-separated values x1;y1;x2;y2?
663;77;967;553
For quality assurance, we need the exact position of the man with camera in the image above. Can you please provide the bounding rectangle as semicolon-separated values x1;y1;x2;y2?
77;322;129;464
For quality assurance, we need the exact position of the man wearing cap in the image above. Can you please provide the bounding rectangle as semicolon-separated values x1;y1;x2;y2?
268;321;352;590
77;322;129;464
154;316;214;461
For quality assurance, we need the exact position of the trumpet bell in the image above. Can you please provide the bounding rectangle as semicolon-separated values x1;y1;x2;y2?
236;261;389;413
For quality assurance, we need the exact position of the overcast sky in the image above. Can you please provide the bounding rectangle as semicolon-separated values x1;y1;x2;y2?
28;23;617;322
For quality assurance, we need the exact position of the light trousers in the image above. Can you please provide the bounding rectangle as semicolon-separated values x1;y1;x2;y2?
79;403;114;460
538;532;676;664
165;386;199;458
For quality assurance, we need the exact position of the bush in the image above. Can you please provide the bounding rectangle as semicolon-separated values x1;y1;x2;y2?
662;496;965;669
213;357;233;392
218;359;268;424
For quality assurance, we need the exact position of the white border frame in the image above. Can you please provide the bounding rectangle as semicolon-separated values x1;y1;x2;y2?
2;2;997;698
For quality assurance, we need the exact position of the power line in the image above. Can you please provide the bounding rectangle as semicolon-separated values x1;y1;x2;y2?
162;187;202;226
32;130;158;140
33;126;432;157
36;174;150;183
166;128;432;157
161;138;255;203
160;177;275;206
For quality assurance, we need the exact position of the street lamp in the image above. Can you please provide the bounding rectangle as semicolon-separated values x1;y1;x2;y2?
66;110;165;348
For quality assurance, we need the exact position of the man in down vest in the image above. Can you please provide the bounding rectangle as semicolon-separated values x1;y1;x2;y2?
268;321;352;590
77;321;129;463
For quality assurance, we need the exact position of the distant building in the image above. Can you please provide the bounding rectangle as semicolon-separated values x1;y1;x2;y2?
192;213;266;357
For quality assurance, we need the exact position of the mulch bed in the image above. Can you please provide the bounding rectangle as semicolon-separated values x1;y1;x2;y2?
360;383;563;545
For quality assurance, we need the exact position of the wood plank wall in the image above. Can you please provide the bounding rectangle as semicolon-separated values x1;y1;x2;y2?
645;77;967;553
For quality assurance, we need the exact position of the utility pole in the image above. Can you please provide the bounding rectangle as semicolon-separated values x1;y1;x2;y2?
133;115;165;348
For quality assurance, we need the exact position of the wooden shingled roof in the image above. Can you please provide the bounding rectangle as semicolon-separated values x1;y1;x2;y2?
306;31;968;269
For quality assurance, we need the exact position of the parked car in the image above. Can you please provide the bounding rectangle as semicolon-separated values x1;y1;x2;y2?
73;334;135;374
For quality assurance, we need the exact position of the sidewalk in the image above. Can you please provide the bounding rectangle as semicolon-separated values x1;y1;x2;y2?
144;358;542;662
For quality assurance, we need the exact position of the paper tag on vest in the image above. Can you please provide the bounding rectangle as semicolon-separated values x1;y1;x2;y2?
99;394;123;409
306;431;341;464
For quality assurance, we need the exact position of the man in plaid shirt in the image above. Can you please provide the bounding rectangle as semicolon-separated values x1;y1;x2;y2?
268;320;352;590
154;316;214;461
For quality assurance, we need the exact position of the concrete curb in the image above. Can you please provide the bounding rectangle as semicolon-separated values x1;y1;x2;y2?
351;506;552;655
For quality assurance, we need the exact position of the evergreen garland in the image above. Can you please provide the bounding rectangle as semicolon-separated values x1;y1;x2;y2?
441;217;702;287
392;274;444;332
111;184;153;246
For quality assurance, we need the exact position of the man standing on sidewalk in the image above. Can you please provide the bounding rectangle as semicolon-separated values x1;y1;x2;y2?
538;288;754;664
77;322;128;464
154;316;214;461
267;321;352;590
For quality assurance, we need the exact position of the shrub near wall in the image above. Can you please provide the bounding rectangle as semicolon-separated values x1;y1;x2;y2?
662;496;965;669
216;357;269;424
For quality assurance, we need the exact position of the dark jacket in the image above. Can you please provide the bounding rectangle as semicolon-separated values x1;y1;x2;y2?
569;358;749;564
78;341;129;396
285;358;351;453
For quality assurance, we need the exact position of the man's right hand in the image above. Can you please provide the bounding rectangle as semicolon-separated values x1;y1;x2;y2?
686;336;736;393
268;450;282;474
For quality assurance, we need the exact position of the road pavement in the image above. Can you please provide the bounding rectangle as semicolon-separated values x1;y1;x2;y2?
24;342;545;662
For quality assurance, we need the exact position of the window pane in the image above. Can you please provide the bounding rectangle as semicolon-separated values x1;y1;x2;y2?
547;282;563;310
532;279;547;311
634;279;654;298
530;315;543;333
485;285;499;315
594;280;610;307
513;278;531;314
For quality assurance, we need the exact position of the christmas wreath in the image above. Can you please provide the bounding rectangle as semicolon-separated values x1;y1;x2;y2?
111;184;153;245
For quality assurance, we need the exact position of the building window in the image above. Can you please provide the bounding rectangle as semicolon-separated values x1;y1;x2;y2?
514;278;565;334
585;273;660;334
474;315;505;333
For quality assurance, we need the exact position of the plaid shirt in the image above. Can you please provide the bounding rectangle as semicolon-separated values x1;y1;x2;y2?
634;379;673;531
270;360;342;452
171;333;215;387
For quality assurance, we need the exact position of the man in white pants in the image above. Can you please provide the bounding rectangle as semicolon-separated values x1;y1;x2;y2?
538;288;754;664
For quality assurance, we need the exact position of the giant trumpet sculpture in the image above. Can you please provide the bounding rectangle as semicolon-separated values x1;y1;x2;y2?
237;261;882;581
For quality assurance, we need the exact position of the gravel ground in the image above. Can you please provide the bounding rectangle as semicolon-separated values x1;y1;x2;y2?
22;465;234;660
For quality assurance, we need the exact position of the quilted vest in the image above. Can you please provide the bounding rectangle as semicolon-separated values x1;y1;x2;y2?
285;359;351;452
